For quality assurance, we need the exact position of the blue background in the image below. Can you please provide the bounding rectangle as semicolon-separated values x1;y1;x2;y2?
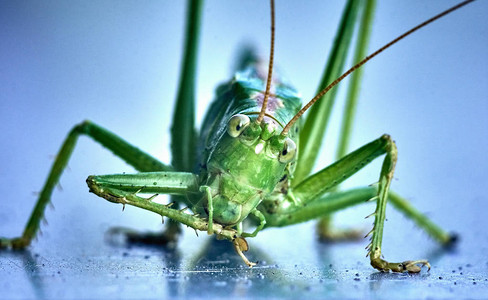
1;1;487;299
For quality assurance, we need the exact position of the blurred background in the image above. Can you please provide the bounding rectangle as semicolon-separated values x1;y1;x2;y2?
1;1;487;299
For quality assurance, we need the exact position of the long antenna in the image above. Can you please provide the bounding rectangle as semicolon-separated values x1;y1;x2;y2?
281;0;475;136
256;0;276;124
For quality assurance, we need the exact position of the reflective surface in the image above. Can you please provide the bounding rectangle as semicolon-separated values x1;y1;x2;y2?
1;1;487;299
1;218;488;299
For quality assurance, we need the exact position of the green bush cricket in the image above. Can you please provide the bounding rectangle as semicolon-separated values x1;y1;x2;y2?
0;0;482;273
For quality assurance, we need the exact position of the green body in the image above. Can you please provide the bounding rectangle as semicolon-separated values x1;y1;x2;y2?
1;0;462;273
194;62;301;225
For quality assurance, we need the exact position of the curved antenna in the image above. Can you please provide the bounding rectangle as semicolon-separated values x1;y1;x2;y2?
281;0;474;136
256;0;276;124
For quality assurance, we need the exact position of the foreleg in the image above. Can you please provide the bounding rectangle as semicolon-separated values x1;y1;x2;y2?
86;172;238;241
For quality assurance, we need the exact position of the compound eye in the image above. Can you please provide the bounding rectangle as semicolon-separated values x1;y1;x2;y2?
279;138;297;163
227;114;251;137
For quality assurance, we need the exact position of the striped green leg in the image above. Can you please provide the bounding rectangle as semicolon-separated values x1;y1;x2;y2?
263;135;445;272
0;120;170;249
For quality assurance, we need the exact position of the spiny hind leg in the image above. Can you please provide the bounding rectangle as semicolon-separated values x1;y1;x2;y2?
0;120;171;249
89;172;201;248
90;175;256;266
93;175;258;267
86;172;238;239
